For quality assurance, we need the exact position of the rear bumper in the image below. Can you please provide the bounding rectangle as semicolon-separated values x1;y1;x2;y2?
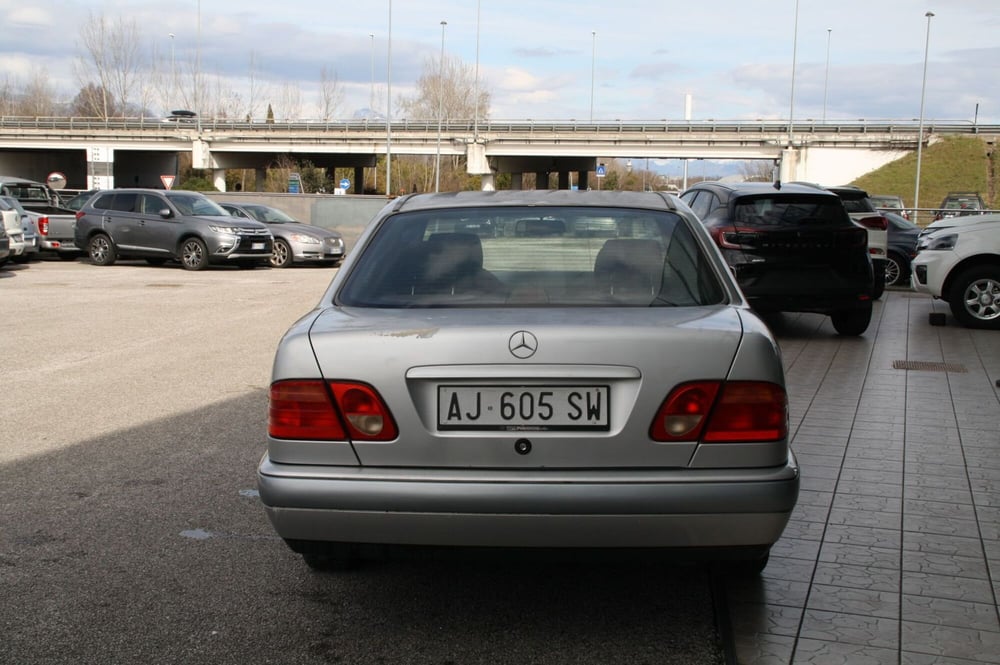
257;453;799;549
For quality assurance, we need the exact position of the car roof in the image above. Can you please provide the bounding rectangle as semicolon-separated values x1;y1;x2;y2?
0;175;47;185
685;181;840;198
387;190;680;213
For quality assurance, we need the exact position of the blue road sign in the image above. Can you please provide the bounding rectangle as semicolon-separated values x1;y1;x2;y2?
340;178;351;190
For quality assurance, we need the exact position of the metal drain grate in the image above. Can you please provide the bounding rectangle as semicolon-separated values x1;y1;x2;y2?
892;360;968;373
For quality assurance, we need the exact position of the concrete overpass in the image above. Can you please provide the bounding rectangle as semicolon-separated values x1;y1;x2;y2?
0;117;994;192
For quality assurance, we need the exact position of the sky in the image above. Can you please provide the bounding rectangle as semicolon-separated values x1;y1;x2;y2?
1;0;999;124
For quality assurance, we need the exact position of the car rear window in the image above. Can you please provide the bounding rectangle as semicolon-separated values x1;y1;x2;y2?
337;206;726;308
733;195;851;228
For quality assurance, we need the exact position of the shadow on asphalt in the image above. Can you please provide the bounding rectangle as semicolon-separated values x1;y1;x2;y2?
2;391;725;665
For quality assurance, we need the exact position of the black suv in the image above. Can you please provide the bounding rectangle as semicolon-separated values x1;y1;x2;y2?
680;181;874;335
935;192;986;220
75;189;273;270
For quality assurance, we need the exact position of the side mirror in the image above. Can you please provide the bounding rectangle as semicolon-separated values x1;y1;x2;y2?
159;208;173;219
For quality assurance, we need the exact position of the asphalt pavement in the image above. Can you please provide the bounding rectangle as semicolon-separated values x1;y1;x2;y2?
1;258;724;665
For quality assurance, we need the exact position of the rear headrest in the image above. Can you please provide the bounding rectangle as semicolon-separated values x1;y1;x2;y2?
595;238;664;276
425;232;484;271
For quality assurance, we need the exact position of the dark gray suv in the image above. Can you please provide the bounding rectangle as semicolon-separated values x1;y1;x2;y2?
75;189;273;270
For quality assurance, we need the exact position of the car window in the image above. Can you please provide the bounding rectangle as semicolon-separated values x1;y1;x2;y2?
338;206;726;308
246;205;295;223
164;192;228;216
838;196;876;214
90;193;115;211
687;191;717;220
734;195;849;228
110;193;137;213
139;194;166;214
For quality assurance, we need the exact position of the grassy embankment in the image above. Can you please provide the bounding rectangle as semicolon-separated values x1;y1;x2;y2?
852;135;998;226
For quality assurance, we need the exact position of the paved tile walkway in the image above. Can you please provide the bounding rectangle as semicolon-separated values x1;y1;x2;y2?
728;289;1000;664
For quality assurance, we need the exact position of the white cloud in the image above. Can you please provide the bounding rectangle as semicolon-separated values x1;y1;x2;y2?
7;7;52;27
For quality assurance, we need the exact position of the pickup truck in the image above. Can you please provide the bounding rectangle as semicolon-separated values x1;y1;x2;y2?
0;175;80;257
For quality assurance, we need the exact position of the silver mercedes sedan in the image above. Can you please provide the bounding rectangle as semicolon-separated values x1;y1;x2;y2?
257;190;799;573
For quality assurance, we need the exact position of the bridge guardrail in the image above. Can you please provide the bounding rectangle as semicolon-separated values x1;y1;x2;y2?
0;116;996;136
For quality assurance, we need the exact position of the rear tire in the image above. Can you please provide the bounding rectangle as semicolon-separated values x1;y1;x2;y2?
948;265;1000;329
831;304;872;336
88;234;117;266
884;252;909;287
270;238;293;268
287;540;360;572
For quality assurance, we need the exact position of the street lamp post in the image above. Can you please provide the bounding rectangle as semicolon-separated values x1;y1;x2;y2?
369;33;375;111
787;0;800;146
473;0;482;143
914;11;934;224
435;20;447;192
370;32;377;191
386;0;393;197
589;31;596;122
168;33;176;110
822;29;832;123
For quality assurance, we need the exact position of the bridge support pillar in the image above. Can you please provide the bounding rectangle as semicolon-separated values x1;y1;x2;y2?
578;170;589;190
557;171;570;190
535;172;548;189
480;173;496;191
213;169;227;192
778;146;800;183
255;169;266;192
510;173;523;190
354;167;365;193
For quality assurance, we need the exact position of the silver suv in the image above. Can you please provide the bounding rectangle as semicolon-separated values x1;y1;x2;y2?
75;189;273;270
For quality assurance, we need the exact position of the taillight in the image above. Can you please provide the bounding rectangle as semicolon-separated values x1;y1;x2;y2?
37;216;49;236
328;382;398;441
855;215;888;231
650;380;787;443
268;379;397;442
711;226;760;250
269;380;345;440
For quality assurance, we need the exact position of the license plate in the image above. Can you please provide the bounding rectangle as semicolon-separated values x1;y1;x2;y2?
252;242;265;250
438;385;609;431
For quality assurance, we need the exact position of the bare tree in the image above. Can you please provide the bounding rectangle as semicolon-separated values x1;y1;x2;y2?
397;53;491;122
740;160;776;182
19;67;56;116
318;66;344;121
276;82;302;121
245;51;267;120
75;12;143;118
0;76;16;116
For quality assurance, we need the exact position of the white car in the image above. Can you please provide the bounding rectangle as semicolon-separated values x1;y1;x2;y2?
0;198;25;259
911;213;1000;329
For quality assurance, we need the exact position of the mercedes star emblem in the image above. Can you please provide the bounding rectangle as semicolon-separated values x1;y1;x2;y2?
508;330;538;359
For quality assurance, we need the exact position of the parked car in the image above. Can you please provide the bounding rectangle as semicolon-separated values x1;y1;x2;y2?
680;181;874;335
934;191;986;220
0;224;9;267
912;213;1000;328
822;185;888;299
870;194;908;220
0;197;25;260
257;190;799;574
74;189;273;270
884;212;921;287
0;175;79;257
219;202;345;268
1;196;40;262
